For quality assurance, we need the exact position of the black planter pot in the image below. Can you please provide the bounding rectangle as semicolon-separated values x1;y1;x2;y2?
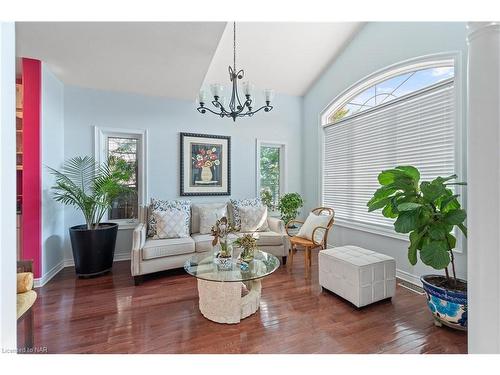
69;223;118;277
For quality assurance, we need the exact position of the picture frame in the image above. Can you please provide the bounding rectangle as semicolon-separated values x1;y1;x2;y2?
180;132;231;196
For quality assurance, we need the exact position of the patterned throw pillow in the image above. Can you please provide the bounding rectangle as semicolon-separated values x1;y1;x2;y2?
229;198;262;229
147;199;191;238
199;205;227;234
152;209;190;239
239;205;269;232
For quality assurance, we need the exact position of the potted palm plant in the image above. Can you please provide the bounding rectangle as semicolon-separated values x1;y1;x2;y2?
48;156;132;277
367;166;468;330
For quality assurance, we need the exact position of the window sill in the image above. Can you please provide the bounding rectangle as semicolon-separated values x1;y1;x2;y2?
334;218;409;242
333;218;464;254
108;220;139;230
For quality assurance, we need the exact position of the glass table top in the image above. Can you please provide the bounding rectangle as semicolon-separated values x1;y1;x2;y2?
184;250;280;282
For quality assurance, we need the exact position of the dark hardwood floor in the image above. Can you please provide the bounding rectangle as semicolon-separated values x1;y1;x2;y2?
28;252;467;354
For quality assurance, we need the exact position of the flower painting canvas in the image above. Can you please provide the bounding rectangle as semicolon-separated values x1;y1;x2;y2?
180;133;231;196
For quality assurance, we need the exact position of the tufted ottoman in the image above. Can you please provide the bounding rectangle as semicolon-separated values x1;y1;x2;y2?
319;245;396;307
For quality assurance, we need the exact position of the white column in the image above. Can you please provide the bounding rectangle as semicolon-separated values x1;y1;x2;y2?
0;22;17;352
467;22;500;354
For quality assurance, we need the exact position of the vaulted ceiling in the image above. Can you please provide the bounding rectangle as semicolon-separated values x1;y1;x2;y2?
16;22;363;100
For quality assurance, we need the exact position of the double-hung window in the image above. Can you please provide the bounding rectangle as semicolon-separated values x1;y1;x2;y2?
321;58;458;235
95;127;147;227
256;140;287;211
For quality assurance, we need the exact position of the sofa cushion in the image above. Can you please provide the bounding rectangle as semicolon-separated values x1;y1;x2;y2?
147;199;191;238
142;237;195;260
191;233;215;253
239;205;269;232
151;209;190;239
191;203;227;234
240;231;283;247
229;198;262;228
199;205;227;234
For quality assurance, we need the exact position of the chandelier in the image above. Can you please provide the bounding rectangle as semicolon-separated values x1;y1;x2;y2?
197;22;274;121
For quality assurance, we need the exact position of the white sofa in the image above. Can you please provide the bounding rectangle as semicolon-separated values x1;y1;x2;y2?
131;202;289;285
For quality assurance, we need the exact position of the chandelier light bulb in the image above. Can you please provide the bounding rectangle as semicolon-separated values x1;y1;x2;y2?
242;81;254;96
210;84;224;98
264;89;275;103
198;89;208;104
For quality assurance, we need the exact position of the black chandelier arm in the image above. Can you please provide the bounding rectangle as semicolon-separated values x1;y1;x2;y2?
211;99;231;115
197;105;228;117
242;104;273;116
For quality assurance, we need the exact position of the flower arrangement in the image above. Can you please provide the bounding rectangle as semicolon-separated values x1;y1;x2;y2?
234;233;257;262
211;216;237;258
193;147;220;169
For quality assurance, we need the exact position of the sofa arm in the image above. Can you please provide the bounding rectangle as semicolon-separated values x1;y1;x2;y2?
132;223;146;251
267;216;286;235
131;223;146;276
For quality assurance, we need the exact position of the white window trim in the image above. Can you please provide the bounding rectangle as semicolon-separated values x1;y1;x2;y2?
317;52;465;253
255;140;287;215
94;126;148;230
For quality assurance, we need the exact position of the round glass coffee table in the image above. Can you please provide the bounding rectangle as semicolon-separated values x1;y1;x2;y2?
184;250;280;324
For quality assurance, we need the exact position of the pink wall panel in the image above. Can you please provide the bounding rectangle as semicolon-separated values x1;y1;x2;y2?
21;58;41;278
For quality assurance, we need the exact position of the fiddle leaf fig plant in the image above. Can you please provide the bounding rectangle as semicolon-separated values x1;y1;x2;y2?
367;166;467;286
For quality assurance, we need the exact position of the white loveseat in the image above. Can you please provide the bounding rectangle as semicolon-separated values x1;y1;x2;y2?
131;202;289;285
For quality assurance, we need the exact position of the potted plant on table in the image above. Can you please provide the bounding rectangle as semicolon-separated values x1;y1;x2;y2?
277;192;304;228
48;156;132;277
367;165;468;330
211;216;237;270
234;233;258;262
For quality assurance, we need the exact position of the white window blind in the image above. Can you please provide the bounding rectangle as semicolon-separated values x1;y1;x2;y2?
322;79;455;229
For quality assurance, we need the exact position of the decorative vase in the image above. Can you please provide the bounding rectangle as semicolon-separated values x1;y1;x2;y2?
421;275;467;331
213;236;233;270
240;247;255;262
201;166;213;182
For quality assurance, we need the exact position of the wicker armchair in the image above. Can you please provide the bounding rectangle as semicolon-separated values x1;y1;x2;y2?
286;207;335;275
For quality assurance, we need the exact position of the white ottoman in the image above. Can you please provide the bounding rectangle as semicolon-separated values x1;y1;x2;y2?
319;245;396;307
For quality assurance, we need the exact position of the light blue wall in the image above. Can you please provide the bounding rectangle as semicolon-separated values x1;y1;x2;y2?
41;63;65;279
302;22;468;282
62;86;303;260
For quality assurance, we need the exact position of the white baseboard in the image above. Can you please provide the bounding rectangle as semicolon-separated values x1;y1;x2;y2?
396;269;423;287
34;259;65;288
63;251;131;267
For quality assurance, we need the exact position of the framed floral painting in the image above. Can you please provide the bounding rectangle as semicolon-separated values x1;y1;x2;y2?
180;133;231;196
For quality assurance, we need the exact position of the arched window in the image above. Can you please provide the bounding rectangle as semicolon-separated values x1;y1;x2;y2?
321;57;458;233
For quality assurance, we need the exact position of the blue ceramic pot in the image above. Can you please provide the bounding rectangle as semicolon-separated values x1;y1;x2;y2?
421;275;467;331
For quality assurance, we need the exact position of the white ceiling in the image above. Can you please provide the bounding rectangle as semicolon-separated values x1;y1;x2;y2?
203;22;363;96
16;22;363;100
16;22;226;100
